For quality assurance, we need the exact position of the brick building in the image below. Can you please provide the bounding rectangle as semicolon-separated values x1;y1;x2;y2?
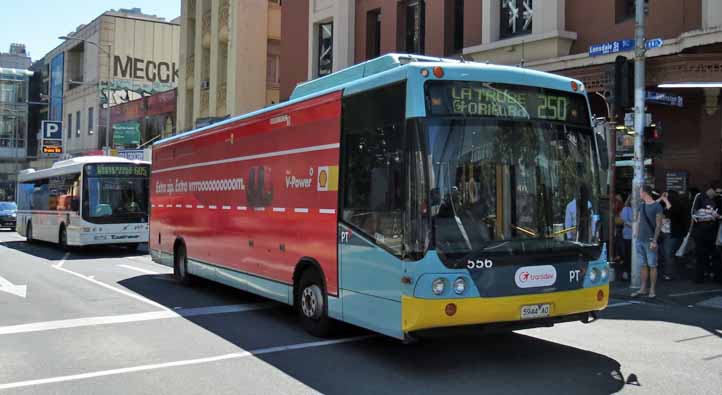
281;0;722;192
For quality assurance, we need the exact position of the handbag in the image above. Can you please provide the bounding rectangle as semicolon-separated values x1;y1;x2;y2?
676;193;700;257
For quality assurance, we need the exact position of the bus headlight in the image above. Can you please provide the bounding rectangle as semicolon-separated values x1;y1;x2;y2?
453;277;466;294
589;268;600;283
600;267;609;282
432;278;446;295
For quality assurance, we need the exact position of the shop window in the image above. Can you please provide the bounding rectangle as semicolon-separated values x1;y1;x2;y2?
88;107;94;135
317;22;333;77
366;9;382;60
341;83;406;257
405;1;425;55
500;0;532;39
615;0;635;23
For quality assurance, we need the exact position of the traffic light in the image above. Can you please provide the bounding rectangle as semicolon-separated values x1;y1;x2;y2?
613;55;634;113
644;122;663;158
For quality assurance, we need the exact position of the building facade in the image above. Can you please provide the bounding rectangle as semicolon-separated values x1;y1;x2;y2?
45;9;179;157
0;67;32;200
281;0;722;192
176;0;281;133
110;88;177;149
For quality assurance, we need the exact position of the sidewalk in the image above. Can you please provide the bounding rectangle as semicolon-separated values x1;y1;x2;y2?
610;276;722;309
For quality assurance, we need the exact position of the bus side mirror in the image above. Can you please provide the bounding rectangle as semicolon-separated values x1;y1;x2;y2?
71;198;80;212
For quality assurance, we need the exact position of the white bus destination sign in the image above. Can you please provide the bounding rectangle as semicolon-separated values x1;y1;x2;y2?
427;81;590;126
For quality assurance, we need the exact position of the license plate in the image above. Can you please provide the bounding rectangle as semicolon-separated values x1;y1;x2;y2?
520;303;551;319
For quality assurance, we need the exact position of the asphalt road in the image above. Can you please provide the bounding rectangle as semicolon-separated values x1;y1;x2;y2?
0;230;721;395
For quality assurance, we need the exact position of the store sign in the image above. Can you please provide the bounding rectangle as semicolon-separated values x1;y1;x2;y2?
589;38;663;57
42;145;63;154
114;56;178;83
666;171;688;193
646;91;684;107
117;149;146;161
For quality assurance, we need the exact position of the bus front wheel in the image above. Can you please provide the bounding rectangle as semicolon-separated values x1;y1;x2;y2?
297;269;334;337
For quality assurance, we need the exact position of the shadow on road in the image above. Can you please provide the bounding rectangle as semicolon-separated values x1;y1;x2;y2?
0;239;147;262
117;274;627;394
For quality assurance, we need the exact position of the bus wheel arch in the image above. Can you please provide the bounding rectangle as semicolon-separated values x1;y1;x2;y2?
173;237;192;285
293;258;334;337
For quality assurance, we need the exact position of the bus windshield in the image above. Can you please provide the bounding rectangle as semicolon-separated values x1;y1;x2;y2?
424;117;601;267
83;163;150;224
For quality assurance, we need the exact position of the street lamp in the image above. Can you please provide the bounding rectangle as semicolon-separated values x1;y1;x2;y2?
58;36;112;154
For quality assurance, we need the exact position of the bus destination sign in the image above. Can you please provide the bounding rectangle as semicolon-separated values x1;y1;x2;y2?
85;164;150;178
426;81;590;126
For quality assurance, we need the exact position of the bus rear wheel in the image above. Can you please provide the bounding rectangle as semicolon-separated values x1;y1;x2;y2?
173;244;193;285
297;269;334;337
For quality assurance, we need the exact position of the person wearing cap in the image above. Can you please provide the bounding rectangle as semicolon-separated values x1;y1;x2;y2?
631;185;664;298
691;183;722;283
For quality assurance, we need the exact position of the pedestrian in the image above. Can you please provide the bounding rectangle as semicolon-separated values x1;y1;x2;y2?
659;191;687;280
620;194;634;281
691;183;722;283
631;185;664;298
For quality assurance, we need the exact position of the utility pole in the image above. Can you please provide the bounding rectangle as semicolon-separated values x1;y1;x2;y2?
631;0;647;289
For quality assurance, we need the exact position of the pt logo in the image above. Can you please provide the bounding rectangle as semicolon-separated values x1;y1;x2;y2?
569;269;581;283
340;230;353;243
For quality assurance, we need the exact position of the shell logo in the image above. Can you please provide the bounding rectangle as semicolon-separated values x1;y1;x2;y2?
317;166;338;191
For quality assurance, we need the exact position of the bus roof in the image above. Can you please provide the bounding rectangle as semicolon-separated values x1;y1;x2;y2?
156;54;586;147
18;156;150;182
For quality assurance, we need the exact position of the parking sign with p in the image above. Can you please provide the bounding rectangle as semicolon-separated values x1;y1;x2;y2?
42;121;62;141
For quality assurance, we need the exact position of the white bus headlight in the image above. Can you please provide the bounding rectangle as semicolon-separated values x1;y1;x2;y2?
453;277;466;294
600;267;609;281
432;278;446;295
589;268;600;282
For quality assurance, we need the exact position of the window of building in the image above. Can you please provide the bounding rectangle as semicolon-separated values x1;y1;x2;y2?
75;110;81;136
453;0;464;52
67;43;85;91
366;9;382;60
317;22;333;77
406;1;425;54
67;113;72;139
500;0;532;39
88;107;94;135
615;0;635;23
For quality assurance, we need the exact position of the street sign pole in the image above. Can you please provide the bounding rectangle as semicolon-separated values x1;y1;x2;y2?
631;0;647;289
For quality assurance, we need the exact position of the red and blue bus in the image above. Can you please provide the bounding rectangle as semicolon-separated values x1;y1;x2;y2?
150;54;610;341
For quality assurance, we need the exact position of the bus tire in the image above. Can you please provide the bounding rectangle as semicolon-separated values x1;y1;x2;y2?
173;242;193;285
26;222;34;243
297;269;334;337
59;226;70;251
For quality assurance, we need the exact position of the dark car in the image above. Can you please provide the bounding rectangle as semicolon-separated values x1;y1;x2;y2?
0;202;17;231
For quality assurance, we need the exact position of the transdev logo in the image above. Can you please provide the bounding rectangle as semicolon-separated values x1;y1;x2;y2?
514;265;557;288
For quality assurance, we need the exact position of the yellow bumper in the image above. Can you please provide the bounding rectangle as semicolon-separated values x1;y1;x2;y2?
402;285;609;333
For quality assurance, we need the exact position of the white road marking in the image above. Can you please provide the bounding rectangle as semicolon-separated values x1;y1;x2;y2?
0;303;275;336
668;289;722;297
0;274;27;298
118;264;159;275
55;252;69;268
294;208;309;213
51;263;169;311
606;300;644;308
0;335;372;390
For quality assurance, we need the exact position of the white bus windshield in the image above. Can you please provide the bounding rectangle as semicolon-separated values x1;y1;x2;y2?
83;164;150;224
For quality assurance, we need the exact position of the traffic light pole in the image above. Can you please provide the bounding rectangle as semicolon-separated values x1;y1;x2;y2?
631;0;647;289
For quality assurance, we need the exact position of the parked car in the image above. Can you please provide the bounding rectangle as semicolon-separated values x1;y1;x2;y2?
0;201;17;231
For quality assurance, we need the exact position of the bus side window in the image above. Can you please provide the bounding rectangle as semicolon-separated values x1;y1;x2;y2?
341;82;406;257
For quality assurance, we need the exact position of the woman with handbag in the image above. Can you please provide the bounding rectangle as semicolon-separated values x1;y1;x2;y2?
691;183;722;283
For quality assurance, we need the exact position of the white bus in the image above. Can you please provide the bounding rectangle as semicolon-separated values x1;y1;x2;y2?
16;156;150;250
